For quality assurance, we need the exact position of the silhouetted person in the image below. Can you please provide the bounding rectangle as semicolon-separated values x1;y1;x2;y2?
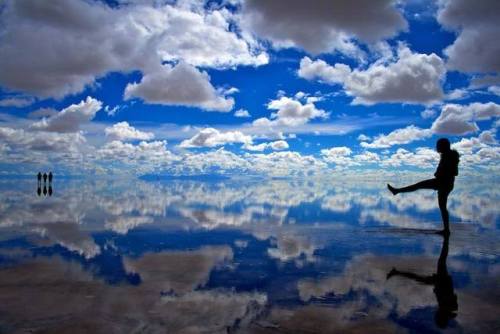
48;171;53;184
37;172;42;186
387;235;457;329
48;186;53;196
37;186;41;196
43;172;48;184
43;185;47;196
387;138;459;235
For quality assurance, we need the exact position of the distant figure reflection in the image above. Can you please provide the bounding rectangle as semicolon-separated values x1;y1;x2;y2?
36;171;54;196
387;235;457;329
387;138;459;235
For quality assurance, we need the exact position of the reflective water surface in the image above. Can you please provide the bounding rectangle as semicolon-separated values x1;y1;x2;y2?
0;177;499;333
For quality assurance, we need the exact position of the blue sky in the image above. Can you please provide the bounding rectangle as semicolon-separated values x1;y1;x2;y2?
0;0;499;176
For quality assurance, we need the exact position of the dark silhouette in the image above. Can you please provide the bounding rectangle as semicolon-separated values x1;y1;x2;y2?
48;186;53;196
37;186;41;196
37;172;42;186
387;235;457;329
387;138;459;235
43;185;47;196
48;171;53;184
43;172;48;184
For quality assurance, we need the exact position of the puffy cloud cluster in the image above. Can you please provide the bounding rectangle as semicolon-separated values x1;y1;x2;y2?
30;96;102;133
361;126;432;149
298;46;445;105
241;0;406;55
381;147;439;169
0;0;267;109
438;0;500;73
320;146;353;166
105;121;154;141
124;62;235;112
360;102;500;149
244;140;289;152
179;128;252;148
431;102;500;135
253;94;329;128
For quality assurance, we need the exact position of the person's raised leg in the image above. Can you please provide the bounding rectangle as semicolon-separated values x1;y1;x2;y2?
388;179;438;196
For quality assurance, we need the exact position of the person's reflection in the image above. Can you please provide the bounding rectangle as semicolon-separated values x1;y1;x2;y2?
387;235;457;329
37;186;41;196
43;185;47;196
48;186;53;196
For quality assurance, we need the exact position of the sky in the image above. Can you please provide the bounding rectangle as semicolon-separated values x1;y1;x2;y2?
0;0;499;177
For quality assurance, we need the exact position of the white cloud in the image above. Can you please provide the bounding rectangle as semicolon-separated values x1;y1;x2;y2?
179;128;252;148
30;96;102;133
488;86;500;96
360;125;432;149
124;62;234;112
244;140;289;152
253;95;329;129
105;121;154;141
0;97;35;108
381;147;439;169
0;0;267;99
320;146;354;166
431;102;500;135
234;108;251;118
241;0;406;55
0;126;86;154
298;46;445;105
438;0;500;73
420;108;436;119
357;134;370;141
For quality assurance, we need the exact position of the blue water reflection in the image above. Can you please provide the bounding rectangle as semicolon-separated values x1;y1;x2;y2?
0;177;498;333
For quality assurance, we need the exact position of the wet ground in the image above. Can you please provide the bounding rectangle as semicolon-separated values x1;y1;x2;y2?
0;177;498;333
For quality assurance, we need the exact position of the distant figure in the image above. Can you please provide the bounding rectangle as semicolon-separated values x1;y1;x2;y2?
387;235;457;329
387;138;459;235
37;172;42;185
43;172;48;184
48;171;53;184
48;186;53;196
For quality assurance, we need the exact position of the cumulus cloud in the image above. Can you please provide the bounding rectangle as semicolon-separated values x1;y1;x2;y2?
124;62;234;112
381;147;439;169
234;108;251;118
298;45;445;105
438;0;500;73
243;140;289;152
97;140;177;173
105;121;154;141
30;96;102;133
321;146;353;166
253;94;329;128
0;126;86;153
361;125;432;149
431;102;500;135
0;96;35;108
241;0;407;55
0;0;267;100
179;128;252;148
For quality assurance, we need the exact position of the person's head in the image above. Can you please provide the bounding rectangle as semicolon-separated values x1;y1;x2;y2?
436;138;451;153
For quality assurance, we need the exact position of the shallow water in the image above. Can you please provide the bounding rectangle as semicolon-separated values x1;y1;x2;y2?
0;177;498;333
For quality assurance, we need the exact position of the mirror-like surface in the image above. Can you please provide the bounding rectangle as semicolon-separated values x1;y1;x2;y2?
0;177;499;333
